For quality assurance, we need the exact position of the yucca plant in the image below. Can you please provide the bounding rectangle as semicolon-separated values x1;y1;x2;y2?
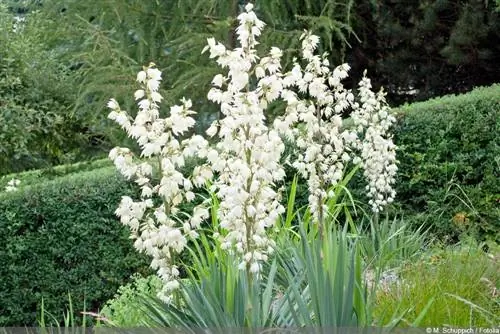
138;184;283;328
139;232;283;328
137;174;370;329
359;213;430;272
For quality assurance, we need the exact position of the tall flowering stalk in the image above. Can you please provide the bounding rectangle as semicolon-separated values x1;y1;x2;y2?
203;3;286;273
108;64;212;300
274;31;397;230
350;75;398;212
274;32;355;232
107;2;397;299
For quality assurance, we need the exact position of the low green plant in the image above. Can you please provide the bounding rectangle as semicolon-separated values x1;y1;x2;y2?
277;224;367;327
38;294;84;328
99;274;162;327
373;240;500;327
359;213;430;271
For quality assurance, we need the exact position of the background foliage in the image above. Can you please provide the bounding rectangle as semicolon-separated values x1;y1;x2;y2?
348;0;500;105
3;0;497;175
0;167;151;326
392;85;500;242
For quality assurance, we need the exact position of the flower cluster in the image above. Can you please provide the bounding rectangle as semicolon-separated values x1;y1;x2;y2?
273;30;396;221
107;64;211;300
108;2;398;297
349;74;397;212
274;31;356;221
204;3;286;272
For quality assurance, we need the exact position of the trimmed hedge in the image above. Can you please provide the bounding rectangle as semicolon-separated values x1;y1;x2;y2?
0;158;112;189
392;84;499;241
0;167;151;326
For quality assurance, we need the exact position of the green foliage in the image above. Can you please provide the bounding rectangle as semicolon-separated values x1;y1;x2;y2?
3;0;499;175
0;167;151;326
0;4;108;175
277;225;367;326
0;0;358;175
141;239;284;327
359;214;430;271
9;0;357;138
99;274;162;327
0;158;112;190
374;241;500;327
38;294;88;329
393;84;500;242
138;224;368;328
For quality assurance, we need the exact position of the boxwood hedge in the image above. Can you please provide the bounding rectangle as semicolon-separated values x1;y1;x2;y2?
392;84;499;241
0;158;112;188
0;166;151;326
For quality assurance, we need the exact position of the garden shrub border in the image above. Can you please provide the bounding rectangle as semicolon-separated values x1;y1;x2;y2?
0;166;151;326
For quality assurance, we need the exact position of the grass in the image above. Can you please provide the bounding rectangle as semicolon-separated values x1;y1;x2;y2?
37;294;92;333
373;239;499;327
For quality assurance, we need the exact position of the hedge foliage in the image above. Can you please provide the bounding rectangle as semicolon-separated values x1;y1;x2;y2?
0;167;151;326
392;84;499;241
0;158;112;189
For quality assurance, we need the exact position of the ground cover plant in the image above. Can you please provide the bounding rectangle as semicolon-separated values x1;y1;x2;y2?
374;240;500;327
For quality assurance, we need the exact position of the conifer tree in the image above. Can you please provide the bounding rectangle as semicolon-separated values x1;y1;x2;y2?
349;0;500;104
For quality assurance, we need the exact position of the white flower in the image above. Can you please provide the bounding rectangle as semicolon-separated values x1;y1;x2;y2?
212;74;225;88
203;38;226;58
134;90;145;100
185;191;195;202
147;67;162;81
150;91;163;103
206;122;218;137
107;98;119;110
137;71;147;83
250;261;260;273
147;79;160;92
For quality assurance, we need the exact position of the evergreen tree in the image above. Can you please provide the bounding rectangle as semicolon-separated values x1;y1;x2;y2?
4;0;356;150
349;0;500;105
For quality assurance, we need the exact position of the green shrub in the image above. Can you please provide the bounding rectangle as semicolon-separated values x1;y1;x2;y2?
0;158;112;190
0;167;151;326
0;5;117;176
99;274;162;327
392;85;500;242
